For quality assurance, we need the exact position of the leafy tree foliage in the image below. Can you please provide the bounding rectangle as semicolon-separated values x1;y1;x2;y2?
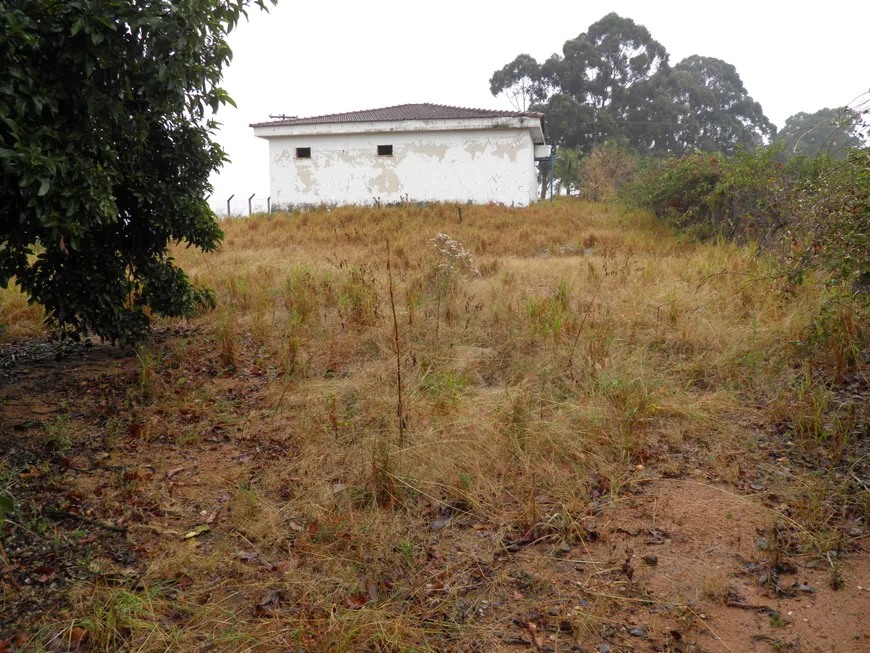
0;0;274;345
490;13;774;155
553;148;581;195
774;107;866;160
489;53;548;112
664;56;775;152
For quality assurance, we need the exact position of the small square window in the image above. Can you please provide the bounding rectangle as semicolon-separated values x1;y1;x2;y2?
377;144;393;156
296;147;311;159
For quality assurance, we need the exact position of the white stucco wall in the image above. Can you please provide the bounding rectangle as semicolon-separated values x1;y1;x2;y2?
264;127;540;207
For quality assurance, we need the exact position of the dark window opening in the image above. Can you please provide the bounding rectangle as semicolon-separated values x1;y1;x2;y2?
296;147;311;159
377;144;393;157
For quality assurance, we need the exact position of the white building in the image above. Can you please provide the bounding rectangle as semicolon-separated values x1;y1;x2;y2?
251;103;549;208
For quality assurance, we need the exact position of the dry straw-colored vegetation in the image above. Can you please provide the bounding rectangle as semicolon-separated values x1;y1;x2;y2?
2;199;868;652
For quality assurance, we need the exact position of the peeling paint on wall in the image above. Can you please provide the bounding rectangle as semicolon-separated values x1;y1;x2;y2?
464;140;487;160
401;142;450;161
275;148;295;167
267;129;537;207
369;168;400;194
491;138;522;163
295;166;314;193
337;150;360;165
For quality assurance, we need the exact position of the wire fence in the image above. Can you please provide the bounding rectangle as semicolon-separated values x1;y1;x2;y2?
208;194;272;218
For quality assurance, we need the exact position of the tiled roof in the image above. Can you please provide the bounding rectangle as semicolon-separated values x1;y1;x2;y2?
250;103;543;128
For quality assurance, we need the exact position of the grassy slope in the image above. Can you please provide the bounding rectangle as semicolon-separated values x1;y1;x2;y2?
1;200;868;652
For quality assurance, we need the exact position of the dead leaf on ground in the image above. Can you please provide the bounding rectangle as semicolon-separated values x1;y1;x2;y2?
345;594;368;609
68;627;89;650
253;589;283;617
0;634;30;653
264;557;298;573
161;571;193;588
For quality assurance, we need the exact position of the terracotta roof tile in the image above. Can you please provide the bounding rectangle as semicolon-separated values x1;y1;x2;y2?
250;103;542;128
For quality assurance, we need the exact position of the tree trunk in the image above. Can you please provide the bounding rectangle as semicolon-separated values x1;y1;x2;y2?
539;161;548;200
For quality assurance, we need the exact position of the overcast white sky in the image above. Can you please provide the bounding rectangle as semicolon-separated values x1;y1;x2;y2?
209;0;869;212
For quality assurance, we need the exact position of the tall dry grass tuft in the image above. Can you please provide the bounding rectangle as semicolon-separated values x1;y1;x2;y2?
216;309;238;370
578;144;636;202
0;283;46;342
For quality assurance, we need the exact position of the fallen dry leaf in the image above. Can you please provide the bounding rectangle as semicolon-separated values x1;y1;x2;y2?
0;633;29;653
68;627;89;650
265;557;298;573
253;589;283;617
345;594;367;609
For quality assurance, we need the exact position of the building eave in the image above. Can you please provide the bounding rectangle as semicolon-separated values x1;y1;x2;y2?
252;116;546;145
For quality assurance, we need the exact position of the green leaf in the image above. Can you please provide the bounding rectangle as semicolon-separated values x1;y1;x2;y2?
0;0;262;345
0;495;13;517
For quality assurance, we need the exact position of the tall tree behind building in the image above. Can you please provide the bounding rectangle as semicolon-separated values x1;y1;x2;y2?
490;13;775;155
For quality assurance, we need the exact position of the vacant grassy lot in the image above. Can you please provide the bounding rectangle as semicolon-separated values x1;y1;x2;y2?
1;200;868;652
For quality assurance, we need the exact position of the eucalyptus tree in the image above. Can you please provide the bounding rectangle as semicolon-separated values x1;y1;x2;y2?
490;13;774;155
775;107;866;159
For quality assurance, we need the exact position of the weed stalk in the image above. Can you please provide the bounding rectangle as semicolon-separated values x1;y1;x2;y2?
567;276;603;369
386;240;405;446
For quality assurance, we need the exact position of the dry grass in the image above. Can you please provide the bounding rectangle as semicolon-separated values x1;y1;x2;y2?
0;283;45;342
3;199;868;651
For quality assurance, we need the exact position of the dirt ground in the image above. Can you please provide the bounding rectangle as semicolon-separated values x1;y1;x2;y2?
1;334;868;653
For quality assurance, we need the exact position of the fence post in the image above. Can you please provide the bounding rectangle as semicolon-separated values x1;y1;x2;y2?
267;196;271;215
227;194;235;217
248;193;256;216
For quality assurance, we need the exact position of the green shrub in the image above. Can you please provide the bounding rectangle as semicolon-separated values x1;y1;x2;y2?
624;143;870;300
799;148;870;291
623;145;798;242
